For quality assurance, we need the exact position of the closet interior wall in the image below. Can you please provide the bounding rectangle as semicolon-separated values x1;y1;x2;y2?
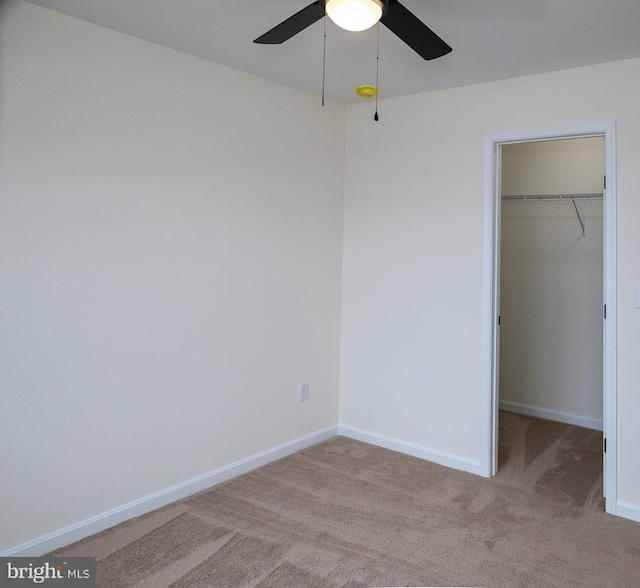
500;138;605;429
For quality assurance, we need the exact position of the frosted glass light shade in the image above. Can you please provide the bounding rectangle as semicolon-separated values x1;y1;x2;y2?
325;0;383;32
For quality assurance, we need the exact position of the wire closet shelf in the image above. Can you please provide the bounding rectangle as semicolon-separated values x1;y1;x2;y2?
500;193;603;238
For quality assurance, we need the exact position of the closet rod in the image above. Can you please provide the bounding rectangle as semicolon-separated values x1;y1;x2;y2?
501;193;603;238
501;193;603;201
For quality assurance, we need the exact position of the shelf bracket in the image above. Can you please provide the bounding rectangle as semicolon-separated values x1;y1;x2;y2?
571;199;586;237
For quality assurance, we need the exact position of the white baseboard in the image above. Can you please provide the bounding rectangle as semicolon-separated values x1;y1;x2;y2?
615;501;640;524
499;400;603;431
338;424;482;476
1;425;339;557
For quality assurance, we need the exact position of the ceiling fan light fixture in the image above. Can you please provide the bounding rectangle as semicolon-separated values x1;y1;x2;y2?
325;0;384;32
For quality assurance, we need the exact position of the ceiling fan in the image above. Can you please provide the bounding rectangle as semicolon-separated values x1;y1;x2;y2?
254;0;452;61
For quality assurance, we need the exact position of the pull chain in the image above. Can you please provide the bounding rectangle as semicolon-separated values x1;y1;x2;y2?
322;14;327;107
374;21;380;121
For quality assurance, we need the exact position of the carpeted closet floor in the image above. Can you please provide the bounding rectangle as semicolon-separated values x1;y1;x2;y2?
497;410;604;510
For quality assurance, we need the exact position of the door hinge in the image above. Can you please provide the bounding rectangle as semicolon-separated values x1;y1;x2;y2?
498;315;501;326
604;438;607;453
604;304;607;319
604;175;606;190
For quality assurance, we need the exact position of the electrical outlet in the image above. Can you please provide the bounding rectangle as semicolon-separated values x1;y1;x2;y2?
299;381;309;403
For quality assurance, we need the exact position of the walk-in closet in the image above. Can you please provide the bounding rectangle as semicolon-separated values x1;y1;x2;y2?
497;137;605;506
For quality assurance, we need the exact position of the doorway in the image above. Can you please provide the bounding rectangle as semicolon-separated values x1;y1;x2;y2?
480;121;617;516
499;138;604;507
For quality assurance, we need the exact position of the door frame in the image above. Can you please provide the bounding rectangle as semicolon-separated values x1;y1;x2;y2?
480;120;617;515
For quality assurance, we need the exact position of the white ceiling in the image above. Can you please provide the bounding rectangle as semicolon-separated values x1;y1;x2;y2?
25;0;640;104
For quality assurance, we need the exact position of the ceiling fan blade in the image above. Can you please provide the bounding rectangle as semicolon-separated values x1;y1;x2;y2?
254;1;325;44
381;0;452;60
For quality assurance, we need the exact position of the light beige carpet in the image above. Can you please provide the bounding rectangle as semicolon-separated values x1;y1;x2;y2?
497;411;604;510
51;413;640;587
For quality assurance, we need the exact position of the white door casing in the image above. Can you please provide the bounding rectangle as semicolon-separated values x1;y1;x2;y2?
480;121;617;515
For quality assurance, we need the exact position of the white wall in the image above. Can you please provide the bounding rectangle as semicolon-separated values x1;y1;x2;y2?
0;1;345;553
500;139;604;426
340;59;640;515
502;138;604;196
